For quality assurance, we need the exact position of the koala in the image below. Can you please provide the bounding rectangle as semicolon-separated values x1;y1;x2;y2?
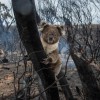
39;22;65;76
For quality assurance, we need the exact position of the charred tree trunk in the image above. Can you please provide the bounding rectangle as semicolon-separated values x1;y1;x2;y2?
57;70;76;100
12;0;60;100
64;18;100;100
71;52;100;100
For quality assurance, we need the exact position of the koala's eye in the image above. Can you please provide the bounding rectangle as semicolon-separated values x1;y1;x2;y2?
51;31;55;34
51;33;54;35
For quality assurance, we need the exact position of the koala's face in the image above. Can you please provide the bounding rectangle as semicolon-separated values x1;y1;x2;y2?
40;24;63;44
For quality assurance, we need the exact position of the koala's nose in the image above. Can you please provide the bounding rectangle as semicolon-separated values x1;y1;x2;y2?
49;37;53;41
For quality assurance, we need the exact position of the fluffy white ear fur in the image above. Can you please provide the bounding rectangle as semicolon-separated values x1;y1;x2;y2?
60;28;65;36
40;20;47;26
38;27;44;32
38;21;49;32
56;25;66;36
60;25;66;36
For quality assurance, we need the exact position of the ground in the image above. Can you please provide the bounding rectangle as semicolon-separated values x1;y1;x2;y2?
0;60;83;100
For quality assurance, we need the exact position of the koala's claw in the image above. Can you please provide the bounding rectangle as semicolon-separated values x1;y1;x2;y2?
42;58;50;65
42;57;52;65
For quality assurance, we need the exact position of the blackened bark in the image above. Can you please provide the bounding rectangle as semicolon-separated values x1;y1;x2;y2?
64;18;100;100
58;70;76;100
32;0;41;24
12;0;60;100
36;11;41;24
71;53;100;100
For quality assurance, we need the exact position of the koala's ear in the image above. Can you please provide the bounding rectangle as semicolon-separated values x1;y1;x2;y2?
38;21;49;32
41;21;47;26
56;25;65;36
39;24;49;32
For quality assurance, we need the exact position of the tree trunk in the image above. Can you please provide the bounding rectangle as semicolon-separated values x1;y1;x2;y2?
57;70;76;100
71;52;100;100
64;18;100;100
12;0;60;100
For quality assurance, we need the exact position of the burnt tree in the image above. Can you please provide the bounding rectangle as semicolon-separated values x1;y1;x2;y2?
57;70;76;100
65;19;100;100
71;52;100;100
12;0;60;100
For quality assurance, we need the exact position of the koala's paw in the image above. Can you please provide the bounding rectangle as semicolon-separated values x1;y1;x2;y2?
42;57;52;65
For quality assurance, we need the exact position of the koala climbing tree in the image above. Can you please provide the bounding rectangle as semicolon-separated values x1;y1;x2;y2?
11;0;60;100
11;0;76;100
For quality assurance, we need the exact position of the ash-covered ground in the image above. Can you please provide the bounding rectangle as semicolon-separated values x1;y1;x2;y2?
0;54;83;100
